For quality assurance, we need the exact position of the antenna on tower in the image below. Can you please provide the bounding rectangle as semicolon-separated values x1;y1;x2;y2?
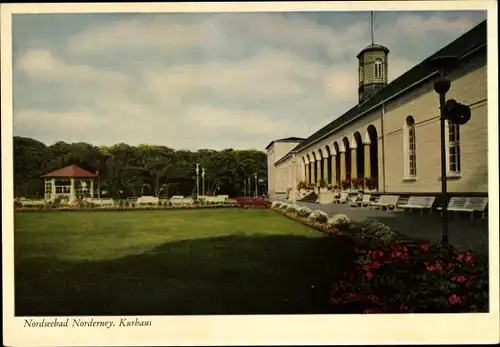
371;11;374;45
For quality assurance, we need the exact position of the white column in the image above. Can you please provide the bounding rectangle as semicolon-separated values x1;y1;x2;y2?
90;179;95;198
51;178;56;201
70;178;76;203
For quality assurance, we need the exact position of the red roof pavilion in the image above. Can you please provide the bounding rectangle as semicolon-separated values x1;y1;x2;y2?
41;165;98;178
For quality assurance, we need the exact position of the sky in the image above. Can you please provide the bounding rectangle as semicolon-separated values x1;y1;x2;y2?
12;9;487;151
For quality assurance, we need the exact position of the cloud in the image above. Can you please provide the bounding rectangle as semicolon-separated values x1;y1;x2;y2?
17;49;131;86
393;15;480;38
12;11;486;150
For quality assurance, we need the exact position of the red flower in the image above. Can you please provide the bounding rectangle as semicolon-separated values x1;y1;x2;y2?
399;304;409;312
362;264;372;272
419;242;429;252
365;271;374;280
426;264;442;272
451;275;468;283
448;294;462;305
456;251;475;263
371;261;381;269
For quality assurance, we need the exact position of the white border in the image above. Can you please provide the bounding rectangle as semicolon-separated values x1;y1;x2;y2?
2;1;499;346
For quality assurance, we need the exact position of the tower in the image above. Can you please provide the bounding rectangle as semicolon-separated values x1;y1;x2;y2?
357;12;389;104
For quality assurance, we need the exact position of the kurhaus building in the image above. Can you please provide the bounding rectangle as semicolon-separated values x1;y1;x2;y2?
266;20;488;199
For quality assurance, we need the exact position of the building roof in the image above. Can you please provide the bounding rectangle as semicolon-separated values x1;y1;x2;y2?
41;165;98;178
357;43;390;58
274;20;487;166
265;136;305;150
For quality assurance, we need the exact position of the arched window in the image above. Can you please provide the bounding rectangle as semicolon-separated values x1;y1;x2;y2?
404;116;417;178
448;123;461;173
374;58;383;78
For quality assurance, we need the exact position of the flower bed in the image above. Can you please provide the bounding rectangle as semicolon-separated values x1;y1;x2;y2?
233;196;271;209
270;201;489;314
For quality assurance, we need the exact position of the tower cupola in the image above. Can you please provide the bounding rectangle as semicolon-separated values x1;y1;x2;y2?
357;44;389;103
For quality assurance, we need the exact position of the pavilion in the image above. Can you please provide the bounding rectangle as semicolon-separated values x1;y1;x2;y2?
41;165;97;203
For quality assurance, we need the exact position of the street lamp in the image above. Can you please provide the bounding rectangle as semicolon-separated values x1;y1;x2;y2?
202;168;206;196
243;180;247;196
195;163;200;199
254;173;258;198
429;55;472;245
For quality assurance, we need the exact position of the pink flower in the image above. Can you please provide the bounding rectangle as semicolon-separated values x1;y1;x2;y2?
425;264;442;272
419;242;429;252
451;275;468;283
448;294;462;305
365;271;374;280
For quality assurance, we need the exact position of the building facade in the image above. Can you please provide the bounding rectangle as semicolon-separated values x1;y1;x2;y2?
266;20;488;198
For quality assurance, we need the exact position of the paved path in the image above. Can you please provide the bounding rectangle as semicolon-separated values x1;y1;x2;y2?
279;200;489;256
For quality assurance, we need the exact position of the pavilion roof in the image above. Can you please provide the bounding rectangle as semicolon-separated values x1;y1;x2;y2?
41;165;97;178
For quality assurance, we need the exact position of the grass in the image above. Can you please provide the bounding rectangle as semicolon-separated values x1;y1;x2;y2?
14;208;354;316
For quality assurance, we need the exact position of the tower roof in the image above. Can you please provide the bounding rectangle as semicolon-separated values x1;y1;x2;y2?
357;44;390;58
41;165;97;178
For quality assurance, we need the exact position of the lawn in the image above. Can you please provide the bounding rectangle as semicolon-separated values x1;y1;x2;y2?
14;208;354;316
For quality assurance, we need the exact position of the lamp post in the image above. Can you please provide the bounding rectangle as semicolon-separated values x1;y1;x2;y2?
248;177;251;197
201;168;206;196
243;180;246;196
254;173;258;198
195;163;200;199
430;55;471;245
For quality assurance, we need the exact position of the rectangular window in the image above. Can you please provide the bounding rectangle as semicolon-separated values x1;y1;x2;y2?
448;124;461;173
408;128;417;176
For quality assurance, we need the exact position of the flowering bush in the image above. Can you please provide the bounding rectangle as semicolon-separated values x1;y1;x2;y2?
341;178;351;190
365;176;378;190
328;214;351;229
307;210;329;223
330;242;488;313
286;204;299;213
234;197;271;209
297;206;312;218
351;177;364;189
280;203;290;210
355;220;401;248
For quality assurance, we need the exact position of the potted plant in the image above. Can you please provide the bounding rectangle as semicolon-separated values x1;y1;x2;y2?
365;176;378;191
341;177;351;191
352;177;364;190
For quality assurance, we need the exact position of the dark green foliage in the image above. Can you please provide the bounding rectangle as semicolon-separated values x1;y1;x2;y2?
13;136;267;199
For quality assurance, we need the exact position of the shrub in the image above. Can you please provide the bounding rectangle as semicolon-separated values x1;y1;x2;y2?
279;203;289;210
271;201;282;209
297;206;312;218
356;220;401;248
307;210;329;223
328;214;351;229
330;242;489;313
286;205;298;213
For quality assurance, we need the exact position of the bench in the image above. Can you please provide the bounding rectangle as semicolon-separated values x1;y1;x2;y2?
358;194;372;207
335;192;349;204
136;196;159;206
170;196;194;206
371;195;400;210
20;199;46;207
399;196;436;215
84;198;114;207
437;197;488;220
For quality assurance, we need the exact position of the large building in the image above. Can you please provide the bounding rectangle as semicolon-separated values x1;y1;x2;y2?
266;20;488;199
